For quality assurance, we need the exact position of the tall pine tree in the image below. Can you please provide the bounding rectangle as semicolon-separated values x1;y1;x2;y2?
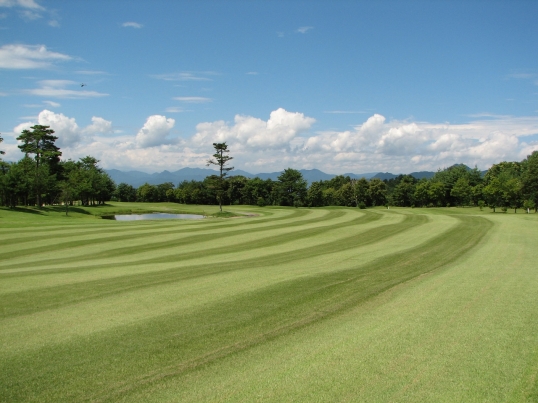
17;125;61;207
206;142;234;212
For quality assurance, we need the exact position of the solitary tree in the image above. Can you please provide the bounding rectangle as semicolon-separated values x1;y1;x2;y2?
17;125;61;207
206;142;234;211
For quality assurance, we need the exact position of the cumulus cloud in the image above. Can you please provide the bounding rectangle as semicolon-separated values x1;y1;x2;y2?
6;107;538;174
135;115;176;147
24;79;108;98
83;116;112;135
300;113;538;173
12;109;112;148
0;44;71;69
192;108;315;150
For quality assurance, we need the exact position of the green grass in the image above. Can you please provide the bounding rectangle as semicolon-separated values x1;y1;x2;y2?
1;204;537;402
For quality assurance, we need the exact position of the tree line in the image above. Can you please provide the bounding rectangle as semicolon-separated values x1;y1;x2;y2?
0;125;114;208
1;128;537;212
114;155;538;213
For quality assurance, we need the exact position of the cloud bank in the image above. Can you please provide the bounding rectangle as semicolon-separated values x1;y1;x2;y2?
6;108;538;174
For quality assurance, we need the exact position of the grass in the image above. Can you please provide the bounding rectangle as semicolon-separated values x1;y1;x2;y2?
0;204;537;402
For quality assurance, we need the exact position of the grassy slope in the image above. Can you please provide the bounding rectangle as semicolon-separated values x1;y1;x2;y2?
0;204;536;402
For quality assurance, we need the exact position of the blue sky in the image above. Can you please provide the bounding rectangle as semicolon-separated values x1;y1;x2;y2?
1;0;537;174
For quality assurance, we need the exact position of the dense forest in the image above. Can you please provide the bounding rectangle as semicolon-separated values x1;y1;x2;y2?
1;125;537;212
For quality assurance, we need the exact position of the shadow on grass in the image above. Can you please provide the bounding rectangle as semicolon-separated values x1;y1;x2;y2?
46;206;94;215
1;206;46;215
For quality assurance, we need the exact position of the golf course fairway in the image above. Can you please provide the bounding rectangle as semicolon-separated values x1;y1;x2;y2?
1;204;537;402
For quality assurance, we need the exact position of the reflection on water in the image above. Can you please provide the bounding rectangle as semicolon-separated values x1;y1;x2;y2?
104;213;205;221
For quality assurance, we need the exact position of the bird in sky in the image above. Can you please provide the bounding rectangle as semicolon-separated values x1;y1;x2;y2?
80;83;86;87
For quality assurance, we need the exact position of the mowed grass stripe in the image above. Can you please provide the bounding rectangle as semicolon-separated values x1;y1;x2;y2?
0;213;455;351
0;208;312;262
0;206;298;246
0;209;367;275
151;215;536;403
0;212;421;317
0;214;492;403
0;205;304;235
0;210;383;295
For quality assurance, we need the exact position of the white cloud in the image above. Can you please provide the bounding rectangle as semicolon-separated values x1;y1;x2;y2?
323;110;368;114
0;1;60;25
6;108;538;174
122;21;143;28
174;96;212;103
296;26;313;34
12;110;112;149
43;100;60;107
135;115;176;147
0;44;71;69
24;79;108;98
37;109;81;147
20;9;40;19
377;123;425;155
76;70;109;75
300;113;538;173
83;116;112;135
192;108;315;150
0;0;44;9
152;72;214;81
165;107;185;113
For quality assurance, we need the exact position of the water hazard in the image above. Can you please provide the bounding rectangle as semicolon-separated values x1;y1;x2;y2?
103;213;205;221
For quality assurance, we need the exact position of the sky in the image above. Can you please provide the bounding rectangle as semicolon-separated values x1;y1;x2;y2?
1;0;537;175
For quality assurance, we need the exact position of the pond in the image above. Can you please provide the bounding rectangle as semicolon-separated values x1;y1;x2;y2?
103;213;205;221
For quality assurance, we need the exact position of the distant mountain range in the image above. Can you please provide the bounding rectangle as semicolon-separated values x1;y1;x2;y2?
105;167;437;188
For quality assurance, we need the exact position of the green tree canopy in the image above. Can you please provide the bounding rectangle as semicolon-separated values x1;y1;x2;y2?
16;125;62;207
277;168;307;207
522;151;538;211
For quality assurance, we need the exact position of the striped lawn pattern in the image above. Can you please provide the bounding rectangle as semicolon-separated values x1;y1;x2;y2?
1;206;536;402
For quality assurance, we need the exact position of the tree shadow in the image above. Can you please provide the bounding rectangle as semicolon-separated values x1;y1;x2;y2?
3;207;46;215
43;206;93;215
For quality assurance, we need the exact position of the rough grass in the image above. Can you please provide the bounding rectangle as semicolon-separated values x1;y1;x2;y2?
0;204;536;402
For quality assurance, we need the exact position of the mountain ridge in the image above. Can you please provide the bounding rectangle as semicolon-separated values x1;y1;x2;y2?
105;167;442;187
